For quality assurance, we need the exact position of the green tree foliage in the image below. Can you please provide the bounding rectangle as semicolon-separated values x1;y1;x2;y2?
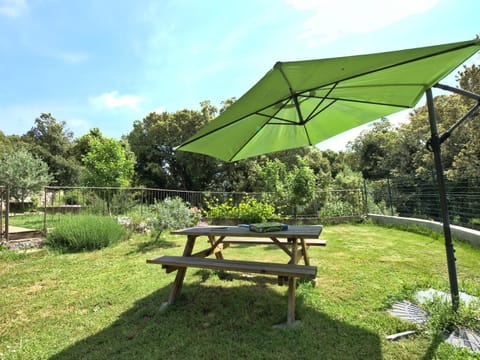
250;159;288;195
23;113;80;185
72;127;103;163
0;148;53;208
0;131;14;155
348;118;398;179
447;64;480;187
127;107;219;190
289;158;316;211
81;136;135;187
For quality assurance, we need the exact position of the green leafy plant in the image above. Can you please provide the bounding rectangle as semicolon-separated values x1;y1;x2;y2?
148;197;201;239
422;295;480;334
0;244;28;261
63;190;81;205
320;200;356;218
45;215;128;251
204;195;276;223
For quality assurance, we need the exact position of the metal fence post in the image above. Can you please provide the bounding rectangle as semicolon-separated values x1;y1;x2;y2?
387;177;394;216
5;186;9;241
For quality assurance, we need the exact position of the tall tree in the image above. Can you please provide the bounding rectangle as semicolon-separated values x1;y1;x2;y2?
128;107;219;190
23;113;80;185
72;128;103;163
348;118;398;180
81;136;135;187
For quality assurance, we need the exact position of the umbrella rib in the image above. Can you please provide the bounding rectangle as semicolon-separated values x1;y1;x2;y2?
255;112;299;125
304;82;338;122
307;99;338;120
312;95;411;109
275;62;306;124
228;124;268;162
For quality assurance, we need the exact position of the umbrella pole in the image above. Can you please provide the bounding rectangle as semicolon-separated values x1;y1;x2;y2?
425;88;459;310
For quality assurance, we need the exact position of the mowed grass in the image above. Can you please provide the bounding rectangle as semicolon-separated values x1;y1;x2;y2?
1;223;479;359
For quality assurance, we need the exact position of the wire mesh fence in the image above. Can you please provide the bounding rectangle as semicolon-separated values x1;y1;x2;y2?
39;186;365;228
365;176;480;230
1;185;366;236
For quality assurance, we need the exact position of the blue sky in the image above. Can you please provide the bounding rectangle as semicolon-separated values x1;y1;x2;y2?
1;0;479;150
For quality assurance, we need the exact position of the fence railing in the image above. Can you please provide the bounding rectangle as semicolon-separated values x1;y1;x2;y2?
40;186;365;229
43;186;364;216
365;177;480;230
1;186;365;237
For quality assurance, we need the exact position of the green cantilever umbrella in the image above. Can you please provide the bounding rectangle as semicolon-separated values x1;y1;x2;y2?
177;38;480;162
177;37;480;309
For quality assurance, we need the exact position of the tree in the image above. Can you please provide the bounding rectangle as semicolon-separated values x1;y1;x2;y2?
23;113;80;185
288;159;316;218
348;118;398;180
81;136;135;187
0;148;53;209
127;106;219;190
72;128;103;163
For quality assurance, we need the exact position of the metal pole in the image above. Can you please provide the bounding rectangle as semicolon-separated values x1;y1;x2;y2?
5;186;9;241
43;187;47;234
387;177;394;216
426;88;459;310
362;179;368;215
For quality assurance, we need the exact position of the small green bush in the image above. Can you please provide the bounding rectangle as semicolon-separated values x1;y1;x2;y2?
46;215;128;251
205;195;276;223
63;191;80;205
149;197;201;237
320;200;355;217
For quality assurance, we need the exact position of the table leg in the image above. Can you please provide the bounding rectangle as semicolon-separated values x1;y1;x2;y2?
287;276;297;325
166;235;196;304
287;238;298;325
300;238;310;266
208;235;224;260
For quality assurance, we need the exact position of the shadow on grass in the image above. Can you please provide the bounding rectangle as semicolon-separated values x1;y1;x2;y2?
421;331;446;360
127;237;179;254
50;282;383;359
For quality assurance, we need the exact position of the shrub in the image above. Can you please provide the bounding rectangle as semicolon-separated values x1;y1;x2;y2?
63;191;80;205
46;215;128;251
205;195;276;223
148;197;201;238
320;200;355;218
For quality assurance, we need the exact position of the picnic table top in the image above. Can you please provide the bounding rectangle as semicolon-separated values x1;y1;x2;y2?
171;225;323;239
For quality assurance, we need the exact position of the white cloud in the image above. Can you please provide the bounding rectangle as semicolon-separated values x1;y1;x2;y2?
0;0;28;17
89;91;143;110
285;0;440;46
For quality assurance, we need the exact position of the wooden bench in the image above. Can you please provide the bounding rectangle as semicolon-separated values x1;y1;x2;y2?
147;255;317;279
221;238;326;246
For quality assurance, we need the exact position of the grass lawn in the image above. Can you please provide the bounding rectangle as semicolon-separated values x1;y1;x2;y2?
1;222;479;359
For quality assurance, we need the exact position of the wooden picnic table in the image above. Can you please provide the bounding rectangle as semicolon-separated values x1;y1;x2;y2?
147;225;325;326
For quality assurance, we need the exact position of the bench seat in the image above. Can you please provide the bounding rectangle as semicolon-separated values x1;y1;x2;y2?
147;255;317;279
221;238;326;246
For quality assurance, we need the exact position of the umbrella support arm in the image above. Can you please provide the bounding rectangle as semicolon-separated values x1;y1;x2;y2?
426;101;480;150
430;83;480;148
435;82;480;101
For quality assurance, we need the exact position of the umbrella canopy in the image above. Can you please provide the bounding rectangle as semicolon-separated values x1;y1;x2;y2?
177;38;480;162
